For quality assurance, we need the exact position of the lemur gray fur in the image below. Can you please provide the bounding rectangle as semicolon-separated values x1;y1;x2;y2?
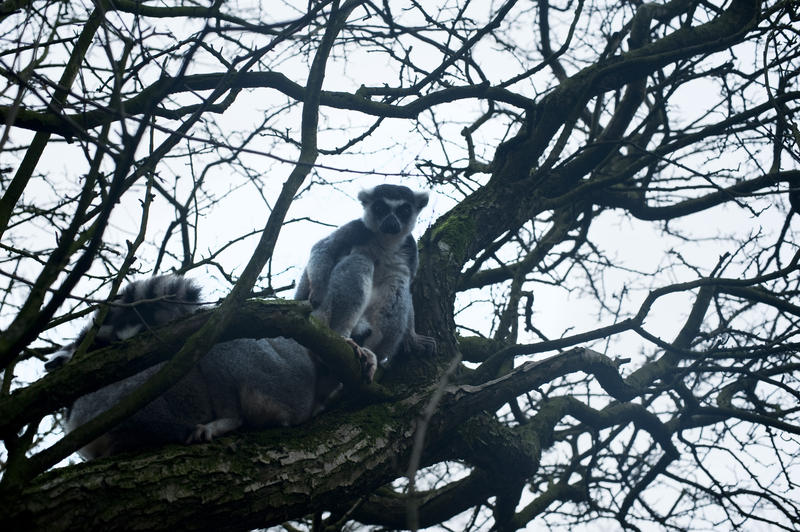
295;184;435;370
47;275;327;460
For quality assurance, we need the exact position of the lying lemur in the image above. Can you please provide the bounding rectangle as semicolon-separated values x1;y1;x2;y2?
47;275;329;458
48;184;432;459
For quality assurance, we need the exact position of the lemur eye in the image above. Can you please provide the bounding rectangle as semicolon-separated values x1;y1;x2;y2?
372;201;389;216
396;203;412;221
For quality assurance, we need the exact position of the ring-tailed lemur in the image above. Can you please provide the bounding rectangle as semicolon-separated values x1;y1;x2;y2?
295;184;435;373
47;274;329;459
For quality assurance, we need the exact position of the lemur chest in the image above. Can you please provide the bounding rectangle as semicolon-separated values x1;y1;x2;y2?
351;243;411;304
370;259;410;294
366;264;409;316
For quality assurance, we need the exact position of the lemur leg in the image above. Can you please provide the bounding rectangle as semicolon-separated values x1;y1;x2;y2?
360;282;411;365
313;252;374;337
239;384;306;427
351;317;373;344
310;252;378;381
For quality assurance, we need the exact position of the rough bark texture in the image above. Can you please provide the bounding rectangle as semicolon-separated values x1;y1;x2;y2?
0;347;623;531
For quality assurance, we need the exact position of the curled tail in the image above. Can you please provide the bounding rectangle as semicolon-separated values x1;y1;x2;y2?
46;274;202;370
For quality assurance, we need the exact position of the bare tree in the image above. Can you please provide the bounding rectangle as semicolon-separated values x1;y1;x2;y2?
1;0;799;530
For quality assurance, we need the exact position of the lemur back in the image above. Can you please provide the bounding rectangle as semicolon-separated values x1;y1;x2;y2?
295;184;434;368
49;274;320;460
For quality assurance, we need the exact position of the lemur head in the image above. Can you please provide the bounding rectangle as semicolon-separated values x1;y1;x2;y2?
45;275;201;371
358;184;429;237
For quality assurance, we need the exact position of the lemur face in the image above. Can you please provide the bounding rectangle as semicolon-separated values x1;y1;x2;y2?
359;185;429;237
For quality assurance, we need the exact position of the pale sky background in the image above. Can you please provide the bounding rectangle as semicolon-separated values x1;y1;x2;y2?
2;1;796;530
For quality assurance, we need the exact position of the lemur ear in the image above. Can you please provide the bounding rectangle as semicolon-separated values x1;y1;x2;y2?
357;188;373;205
414;191;429;210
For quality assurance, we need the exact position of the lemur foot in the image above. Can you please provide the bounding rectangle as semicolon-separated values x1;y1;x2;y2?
186;417;242;444
187;425;214;444
344;338;377;382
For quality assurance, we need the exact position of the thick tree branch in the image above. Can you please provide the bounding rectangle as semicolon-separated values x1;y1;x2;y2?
0;74;533;137
416;1;763;345
0;300;390;441
351;470;495;529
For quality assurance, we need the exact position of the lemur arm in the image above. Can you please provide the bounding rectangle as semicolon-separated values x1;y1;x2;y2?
402;234;419;278
298;220;371;307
